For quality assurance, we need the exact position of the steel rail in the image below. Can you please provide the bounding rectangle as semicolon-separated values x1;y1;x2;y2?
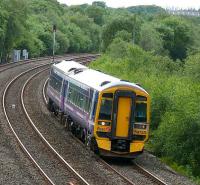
0;53;75;68
98;158;136;185
0;56;53;73
0;53;99;73
2;64;56;185
2;54;98;185
43;78;49;104
134;162;168;185
21;69;90;185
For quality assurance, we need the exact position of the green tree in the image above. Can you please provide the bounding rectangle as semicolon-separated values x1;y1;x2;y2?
92;1;106;8
184;53;200;80
0;4;8;62
157;16;193;60
0;0;28;62
66;23;92;52
102;16;142;50
106;38;130;59
56;31;70;54
38;32;53;55
127;5;166;15
139;23;164;54
114;30;132;42
16;34;45;57
68;14;101;52
86;5;105;25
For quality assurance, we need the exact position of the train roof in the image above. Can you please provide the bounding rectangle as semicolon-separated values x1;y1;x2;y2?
52;60;148;94
53;60;87;75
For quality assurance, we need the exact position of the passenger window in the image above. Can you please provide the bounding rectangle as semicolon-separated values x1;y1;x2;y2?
84;97;90;112
67;83;91;112
67;87;73;101
49;72;62;92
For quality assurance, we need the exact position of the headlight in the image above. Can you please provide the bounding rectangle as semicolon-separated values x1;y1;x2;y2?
98;121;111;126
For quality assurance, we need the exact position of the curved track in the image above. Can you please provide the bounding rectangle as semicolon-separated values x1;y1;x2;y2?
22;68;90;185
2;55;99;185
0;54;99;73
2;54;168;185
24;62;133;185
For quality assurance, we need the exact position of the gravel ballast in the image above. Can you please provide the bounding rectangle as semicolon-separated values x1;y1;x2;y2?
0;62;51;185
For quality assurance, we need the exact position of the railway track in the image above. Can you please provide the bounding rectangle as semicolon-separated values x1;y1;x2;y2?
0;53;99;73
102;158;168;185
23;61;132;185
0;55;54;73
2;54;168;184
133;162;168;185
0;53;90;68
2;55;99;185
42;69;168;185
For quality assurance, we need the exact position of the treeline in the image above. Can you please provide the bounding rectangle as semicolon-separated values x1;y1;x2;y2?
1;0;200;63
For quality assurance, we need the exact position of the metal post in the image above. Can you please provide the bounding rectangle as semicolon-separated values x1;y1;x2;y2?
53;25;56;62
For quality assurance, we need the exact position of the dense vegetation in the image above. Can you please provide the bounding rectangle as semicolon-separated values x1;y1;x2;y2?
91;44;200;182
0;0;200;182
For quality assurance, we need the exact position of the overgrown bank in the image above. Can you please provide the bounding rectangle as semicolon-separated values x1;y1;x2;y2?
90;41;200;183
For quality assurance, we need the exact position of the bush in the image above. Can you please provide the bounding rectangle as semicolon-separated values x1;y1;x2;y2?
184;53;200;80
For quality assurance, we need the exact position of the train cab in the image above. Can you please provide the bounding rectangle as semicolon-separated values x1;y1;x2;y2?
94;82;150;158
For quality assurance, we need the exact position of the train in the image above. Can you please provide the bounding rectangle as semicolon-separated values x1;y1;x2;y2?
46;60;150;158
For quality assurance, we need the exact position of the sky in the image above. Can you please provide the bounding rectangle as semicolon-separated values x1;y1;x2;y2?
57;0;200;10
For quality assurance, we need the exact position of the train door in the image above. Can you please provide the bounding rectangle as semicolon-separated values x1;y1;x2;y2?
116;97;131;137
112;91;135;140
60;80;68;111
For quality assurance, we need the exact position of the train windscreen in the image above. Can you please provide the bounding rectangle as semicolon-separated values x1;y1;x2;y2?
99;99;113;120
135;103;147;122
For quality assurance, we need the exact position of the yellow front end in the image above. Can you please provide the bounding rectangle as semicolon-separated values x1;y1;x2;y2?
93;86;150;158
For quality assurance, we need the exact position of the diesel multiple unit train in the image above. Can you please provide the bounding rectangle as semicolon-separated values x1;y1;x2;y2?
46;60;150;158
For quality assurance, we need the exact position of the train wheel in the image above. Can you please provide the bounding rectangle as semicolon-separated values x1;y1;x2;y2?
80;128;86;143
70;122;76;135
54;110;58;116
90;137;99;154
64;119;69;130
75;125;81;138
64;116;70;131
60;113;65;125
85;134;99;154
85;133;91;149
